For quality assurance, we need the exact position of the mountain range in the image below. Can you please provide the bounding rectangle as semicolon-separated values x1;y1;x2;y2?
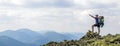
0;29;84;46
0;36;30;46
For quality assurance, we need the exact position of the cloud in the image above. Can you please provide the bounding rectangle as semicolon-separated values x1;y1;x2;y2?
119;22;120;25
0;0;120;35
0;7;76;32
26;0;74;8
74;0;120;9
0;0;74;8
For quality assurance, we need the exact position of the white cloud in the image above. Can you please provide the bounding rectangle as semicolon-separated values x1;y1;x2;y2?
0;0;25;6
0;7;76;32
119;22;120;25
74;0;90;6
10;0;25;5
74;0;120;9
0;0;120;35
0;0;73;8
74;0;120;5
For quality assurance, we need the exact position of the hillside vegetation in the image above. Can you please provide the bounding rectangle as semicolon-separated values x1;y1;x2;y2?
44;30;120;46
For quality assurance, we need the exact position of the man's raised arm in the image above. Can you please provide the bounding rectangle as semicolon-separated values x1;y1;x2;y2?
89;14;95;18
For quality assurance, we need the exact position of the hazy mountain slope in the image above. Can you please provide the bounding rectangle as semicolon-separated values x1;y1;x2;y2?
0;36;30;46
33;31;82;45
0;29;84;46
0;29;42;43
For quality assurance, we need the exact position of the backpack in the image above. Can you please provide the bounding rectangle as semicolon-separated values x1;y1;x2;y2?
99;16;104;28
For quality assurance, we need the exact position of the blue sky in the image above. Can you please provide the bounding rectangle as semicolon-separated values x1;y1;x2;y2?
0;0;120;35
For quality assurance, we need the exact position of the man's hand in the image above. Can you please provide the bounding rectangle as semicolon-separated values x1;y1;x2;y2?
89;14;95;18
89;14;92;16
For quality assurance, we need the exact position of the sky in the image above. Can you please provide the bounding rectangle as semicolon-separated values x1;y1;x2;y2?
0;0;120;35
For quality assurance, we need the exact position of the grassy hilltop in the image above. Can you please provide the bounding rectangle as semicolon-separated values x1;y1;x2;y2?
44;30;120;46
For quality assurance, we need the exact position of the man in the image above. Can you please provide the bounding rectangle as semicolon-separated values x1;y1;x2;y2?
89;14;100;34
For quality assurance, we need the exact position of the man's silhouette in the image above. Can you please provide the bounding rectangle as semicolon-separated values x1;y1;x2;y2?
89;14;100;34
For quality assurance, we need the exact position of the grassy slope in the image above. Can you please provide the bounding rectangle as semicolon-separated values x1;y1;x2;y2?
44;30;120;46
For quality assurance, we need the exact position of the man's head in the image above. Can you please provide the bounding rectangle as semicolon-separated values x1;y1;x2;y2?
96;14;99;17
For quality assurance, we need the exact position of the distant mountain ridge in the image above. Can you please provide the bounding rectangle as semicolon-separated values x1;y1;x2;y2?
0;29;43;43
0;29;84;46
0;36;30;46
